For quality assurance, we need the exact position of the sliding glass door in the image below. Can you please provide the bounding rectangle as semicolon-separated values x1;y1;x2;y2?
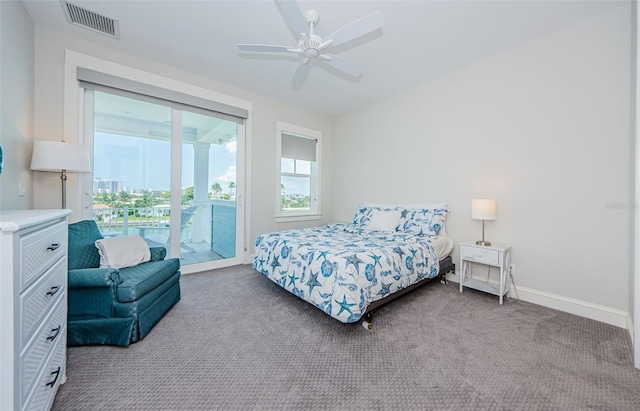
82;89;242;270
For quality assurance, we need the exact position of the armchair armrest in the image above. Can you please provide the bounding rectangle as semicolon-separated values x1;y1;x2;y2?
149;247;167;262
68;268;121;288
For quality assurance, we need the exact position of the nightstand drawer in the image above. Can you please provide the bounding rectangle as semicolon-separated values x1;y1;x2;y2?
460;245;499;266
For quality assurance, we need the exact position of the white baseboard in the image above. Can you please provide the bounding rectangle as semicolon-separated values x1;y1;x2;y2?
627;313;635;344
445;273;629;329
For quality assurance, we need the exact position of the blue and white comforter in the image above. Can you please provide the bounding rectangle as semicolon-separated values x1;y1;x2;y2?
253;224;440;323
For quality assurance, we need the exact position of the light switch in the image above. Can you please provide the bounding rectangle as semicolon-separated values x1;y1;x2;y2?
18;182;26;197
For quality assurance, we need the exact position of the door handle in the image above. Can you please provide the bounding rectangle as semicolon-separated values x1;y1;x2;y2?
83;191;92;209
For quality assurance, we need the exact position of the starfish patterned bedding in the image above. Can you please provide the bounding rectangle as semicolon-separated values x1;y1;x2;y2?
253;223;440;323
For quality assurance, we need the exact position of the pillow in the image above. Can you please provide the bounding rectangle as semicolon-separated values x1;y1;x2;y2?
351;205;400;229
363;201;397;208
351;206;374;228
367;208;402;232
398;208;448;236
399;202;447;210
94;235;151;269
399;202;448;235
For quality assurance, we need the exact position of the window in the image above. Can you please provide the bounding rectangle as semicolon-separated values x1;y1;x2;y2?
276;122;321;221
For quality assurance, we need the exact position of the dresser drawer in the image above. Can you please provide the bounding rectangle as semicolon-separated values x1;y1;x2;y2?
20;220;67;291
22;333;66;411
20;258;66;347
460;245;499;266
20;297;66;405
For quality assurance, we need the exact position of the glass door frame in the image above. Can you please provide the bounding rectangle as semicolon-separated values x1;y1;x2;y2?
79;88;247;274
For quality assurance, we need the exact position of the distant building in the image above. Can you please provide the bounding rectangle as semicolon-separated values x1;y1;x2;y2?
94;178;124;194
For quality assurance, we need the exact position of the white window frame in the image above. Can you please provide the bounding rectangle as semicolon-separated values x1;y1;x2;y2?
275;121;321;223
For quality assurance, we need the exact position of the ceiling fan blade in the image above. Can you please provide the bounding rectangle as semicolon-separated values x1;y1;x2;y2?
238;44;294;53
322;54;361;77
291;58;311;89
325;11;383;48
276;0;309;38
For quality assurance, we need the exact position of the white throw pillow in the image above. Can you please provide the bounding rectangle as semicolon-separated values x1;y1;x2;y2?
367;209;402;232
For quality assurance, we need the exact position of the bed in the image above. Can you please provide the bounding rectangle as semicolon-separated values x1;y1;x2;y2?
253;203;455;327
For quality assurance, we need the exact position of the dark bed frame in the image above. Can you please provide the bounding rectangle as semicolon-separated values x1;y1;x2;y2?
360;255;455;329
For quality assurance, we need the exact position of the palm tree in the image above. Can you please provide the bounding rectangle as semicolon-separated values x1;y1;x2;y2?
211;182;222;198
228;181;236;197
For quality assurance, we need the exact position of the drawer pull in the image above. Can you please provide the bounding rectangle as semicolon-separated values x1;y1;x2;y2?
46;285;61;296
47;243;61;251
45;367;61;388
47;325;62;342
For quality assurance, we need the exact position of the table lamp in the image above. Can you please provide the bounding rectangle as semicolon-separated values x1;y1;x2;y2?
31;140;91;209
471;199;496;246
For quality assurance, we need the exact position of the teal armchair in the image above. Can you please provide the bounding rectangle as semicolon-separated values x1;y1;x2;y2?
67;220;181;346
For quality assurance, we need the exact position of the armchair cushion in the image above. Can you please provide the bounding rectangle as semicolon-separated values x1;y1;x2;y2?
68;220;103;269
116;258;180;303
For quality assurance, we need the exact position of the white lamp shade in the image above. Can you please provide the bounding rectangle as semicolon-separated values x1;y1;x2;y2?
30;141;91;173
471;199;496;221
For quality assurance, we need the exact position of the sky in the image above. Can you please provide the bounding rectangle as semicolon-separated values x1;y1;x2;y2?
93;132;236;193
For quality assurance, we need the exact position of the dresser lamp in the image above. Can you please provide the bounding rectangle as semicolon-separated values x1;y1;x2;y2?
471;198;496;246
30;140;91;209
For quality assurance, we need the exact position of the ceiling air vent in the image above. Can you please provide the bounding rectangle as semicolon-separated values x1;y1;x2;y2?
61;1;120;40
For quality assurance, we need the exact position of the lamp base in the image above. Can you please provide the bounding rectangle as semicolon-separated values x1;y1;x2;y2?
476;240;492;246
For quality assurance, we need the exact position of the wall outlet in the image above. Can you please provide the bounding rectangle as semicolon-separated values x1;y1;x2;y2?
510;264;516;276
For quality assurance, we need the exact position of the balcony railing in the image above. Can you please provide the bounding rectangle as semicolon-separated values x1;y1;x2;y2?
93;206;179;238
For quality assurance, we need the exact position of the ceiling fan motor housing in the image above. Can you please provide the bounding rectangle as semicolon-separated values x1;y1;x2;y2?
298;36;322;58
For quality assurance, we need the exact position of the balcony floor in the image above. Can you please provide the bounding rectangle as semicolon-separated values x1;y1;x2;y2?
180;241;226;265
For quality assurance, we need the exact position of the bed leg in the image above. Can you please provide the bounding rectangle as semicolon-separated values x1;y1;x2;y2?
362;312;373;330
440;264;455;285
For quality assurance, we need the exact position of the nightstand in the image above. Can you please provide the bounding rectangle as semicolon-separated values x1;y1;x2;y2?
459;241;512;304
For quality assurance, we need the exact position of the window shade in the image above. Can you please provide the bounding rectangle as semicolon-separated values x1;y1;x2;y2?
77;67;248;123
281;133;316;162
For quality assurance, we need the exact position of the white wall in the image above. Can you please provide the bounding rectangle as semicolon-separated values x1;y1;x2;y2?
331;6;632;318
0;0;34;211
32;26;333;252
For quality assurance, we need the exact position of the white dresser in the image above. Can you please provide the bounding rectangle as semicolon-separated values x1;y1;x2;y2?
0;209;72;411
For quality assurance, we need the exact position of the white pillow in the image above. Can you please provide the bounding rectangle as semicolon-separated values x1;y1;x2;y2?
367;209;402;232
363;201;397;208
399;202;448;210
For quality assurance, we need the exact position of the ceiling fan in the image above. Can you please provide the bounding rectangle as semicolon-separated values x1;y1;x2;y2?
237;0;383;88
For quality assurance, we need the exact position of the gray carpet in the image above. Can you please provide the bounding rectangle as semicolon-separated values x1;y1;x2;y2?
53;265;640;410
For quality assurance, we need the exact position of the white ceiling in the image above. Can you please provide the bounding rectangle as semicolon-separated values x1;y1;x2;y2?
22;0;624;116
